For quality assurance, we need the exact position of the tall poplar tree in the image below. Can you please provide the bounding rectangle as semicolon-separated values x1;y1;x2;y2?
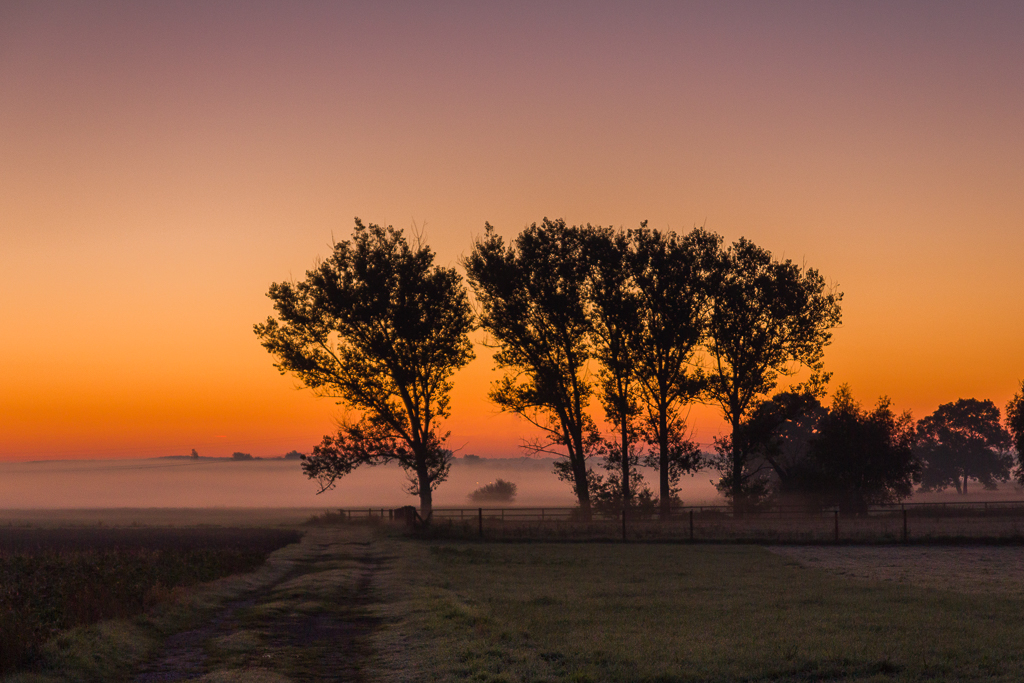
586;225;643;511
631;225;719;516
705;237;843;513
464;220;597;517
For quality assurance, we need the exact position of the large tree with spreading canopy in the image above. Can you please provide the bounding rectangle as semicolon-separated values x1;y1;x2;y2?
254;220;474;516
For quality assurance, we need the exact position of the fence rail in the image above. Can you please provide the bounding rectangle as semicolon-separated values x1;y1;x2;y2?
330;500;1024;543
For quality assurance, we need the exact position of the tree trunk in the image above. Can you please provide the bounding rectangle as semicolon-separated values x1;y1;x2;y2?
569;429;592;521
730;416;745;516
962;474;968;495
621;412;630;512
415;456;433;521
658;405;670;519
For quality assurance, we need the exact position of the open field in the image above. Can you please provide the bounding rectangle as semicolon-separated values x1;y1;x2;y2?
389;536;1024;682
10;517;1024;682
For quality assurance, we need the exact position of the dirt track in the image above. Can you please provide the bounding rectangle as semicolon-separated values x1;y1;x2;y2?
132;527;388;683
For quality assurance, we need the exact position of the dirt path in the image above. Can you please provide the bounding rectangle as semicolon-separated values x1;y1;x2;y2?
131;527;390;683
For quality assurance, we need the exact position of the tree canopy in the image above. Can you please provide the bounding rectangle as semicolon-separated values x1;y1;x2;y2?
254;219;474;515
704;237;843;512
917;398;1012;494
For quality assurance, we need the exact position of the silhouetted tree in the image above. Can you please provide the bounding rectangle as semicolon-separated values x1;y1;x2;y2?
704;237;842;513
630;224;718;516
232;452;254;461
917;398;1012;494
1009;382;1024;480
464;220;598;517
254;220;474;516
799;386;918;514
732;387;828;506
585;225;645;512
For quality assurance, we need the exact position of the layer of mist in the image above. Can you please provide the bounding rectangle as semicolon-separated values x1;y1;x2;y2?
2;457;1019;511
0;457;722;509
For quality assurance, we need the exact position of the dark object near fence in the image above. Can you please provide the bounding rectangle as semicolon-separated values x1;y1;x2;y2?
394;505;419;527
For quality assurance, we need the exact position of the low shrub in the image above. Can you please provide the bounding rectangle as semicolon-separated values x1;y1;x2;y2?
468;479;517;504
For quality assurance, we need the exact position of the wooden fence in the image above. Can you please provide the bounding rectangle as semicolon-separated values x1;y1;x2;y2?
335;500;1024;543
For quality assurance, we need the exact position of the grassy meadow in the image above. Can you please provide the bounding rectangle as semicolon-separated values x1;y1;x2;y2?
379;536;1024;682
6;519;1024;682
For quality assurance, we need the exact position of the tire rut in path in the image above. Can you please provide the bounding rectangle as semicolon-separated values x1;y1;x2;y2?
132;529;386;683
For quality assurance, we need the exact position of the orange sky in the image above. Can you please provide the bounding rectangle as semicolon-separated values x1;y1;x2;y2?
1;2;1022;461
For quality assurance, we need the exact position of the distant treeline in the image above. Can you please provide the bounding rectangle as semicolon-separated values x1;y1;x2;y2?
255;218;1024;518
160;450;305;461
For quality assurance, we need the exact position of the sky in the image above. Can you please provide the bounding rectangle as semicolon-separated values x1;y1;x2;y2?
1;1;1022;465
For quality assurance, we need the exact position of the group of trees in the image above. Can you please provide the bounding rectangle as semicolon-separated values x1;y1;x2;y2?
463;220;842;517
255;218;1023;518
724;385;1024;514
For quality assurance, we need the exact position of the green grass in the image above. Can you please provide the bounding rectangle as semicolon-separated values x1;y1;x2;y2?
387;539;1024;682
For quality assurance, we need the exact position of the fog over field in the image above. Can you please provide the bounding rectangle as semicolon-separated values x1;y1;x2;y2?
0;456;728;509
1;455;1020;511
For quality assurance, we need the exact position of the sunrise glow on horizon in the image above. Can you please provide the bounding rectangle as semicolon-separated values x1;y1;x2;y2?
2;2;1022;463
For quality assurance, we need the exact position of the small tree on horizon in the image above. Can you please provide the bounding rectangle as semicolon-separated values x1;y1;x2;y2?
255;220;474;517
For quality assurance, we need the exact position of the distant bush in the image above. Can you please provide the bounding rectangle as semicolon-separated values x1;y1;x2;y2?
283;450;305;460
469;479;517;503
231;452;254;461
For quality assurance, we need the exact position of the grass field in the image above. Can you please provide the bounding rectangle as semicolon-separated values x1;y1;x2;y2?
8;519;1024;682
377;535;1024;682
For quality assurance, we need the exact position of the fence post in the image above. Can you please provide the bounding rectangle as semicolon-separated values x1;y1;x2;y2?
478;507;483;538
834;510;839;542
689;509;694;541
903;508;908;543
